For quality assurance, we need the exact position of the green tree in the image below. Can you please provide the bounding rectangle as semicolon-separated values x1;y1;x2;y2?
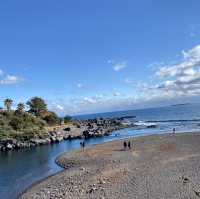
64;115;72;123
4;98;13;112
43;111;60;125
27;97;47;117
16;103;25;113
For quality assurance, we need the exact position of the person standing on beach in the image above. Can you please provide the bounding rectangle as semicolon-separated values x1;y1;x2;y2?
82;141;85;151
80;141;83;151
123;141;127;150
173;128;176;134
128;141;131;150
80;141;85;151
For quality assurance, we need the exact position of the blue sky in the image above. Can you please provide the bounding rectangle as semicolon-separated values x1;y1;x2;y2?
0;0;200;115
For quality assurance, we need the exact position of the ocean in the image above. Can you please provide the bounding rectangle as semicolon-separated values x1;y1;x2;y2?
74;103;200;133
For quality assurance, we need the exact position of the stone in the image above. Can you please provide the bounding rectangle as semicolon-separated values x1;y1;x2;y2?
56;136;63;142
193;184;200;197
80;167;85;171
99;179;106;184
182;176;190;184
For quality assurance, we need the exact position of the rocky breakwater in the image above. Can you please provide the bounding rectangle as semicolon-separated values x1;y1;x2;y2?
0;129;71;151
73;117;135;139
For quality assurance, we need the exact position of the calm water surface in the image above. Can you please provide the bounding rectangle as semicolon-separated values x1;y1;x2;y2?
1;103;200;199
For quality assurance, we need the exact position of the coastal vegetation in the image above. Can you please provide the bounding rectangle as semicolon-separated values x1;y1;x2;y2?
0;97;61;141
0;98;136;151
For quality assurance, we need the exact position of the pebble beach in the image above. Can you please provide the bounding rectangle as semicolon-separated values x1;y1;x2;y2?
20;132;200;199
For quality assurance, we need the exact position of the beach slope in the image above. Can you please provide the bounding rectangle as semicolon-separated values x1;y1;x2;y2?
20;133;200;199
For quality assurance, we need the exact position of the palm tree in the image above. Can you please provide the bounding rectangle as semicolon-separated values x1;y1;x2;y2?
17;103;25;113
4;98;13;112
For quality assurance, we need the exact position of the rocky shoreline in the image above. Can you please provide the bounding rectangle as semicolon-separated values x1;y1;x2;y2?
20;132;200;199
0;116;136;151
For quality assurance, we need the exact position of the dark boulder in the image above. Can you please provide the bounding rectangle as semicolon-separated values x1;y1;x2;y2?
63;127;71;131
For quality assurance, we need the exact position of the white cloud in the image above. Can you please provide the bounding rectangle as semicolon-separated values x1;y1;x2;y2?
49;93;180;116
83;97;96;104
147;62;165;70
113;61;127;71
107;59;127;71
156;45;200;79
0;73;22;85
76;83;83;88
141;44;200;100
113;92;121;96
56;104;64;110
124;78;134;84
83;94;104;104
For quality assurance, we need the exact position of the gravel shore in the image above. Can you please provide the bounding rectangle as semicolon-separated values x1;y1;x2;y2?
20;132;200;199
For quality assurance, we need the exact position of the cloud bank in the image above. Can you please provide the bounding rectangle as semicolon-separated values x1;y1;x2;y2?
154;45;200;97
49;44;200;116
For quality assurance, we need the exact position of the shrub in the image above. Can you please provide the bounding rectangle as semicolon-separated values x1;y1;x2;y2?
43;111;60;126
64;115;72;123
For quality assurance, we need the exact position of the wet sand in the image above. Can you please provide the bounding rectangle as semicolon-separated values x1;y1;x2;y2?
20;132;200;199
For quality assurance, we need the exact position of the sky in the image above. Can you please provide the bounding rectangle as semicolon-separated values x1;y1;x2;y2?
0;0;200;116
